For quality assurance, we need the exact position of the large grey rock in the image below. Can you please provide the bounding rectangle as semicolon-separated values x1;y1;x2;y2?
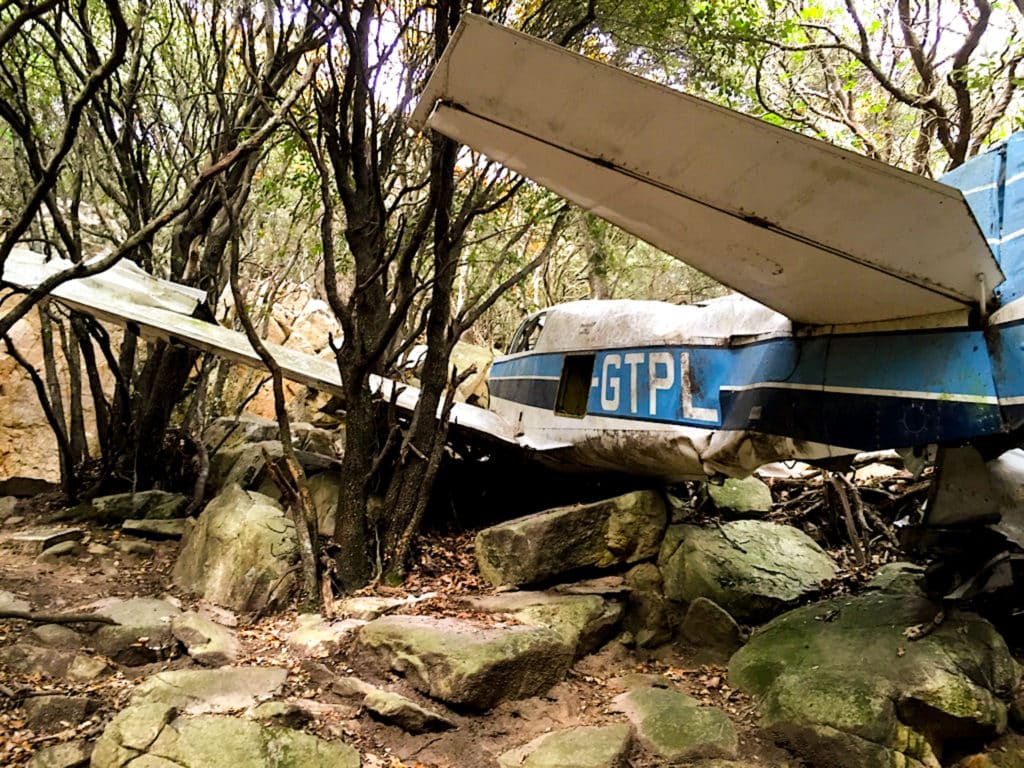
363;690;456;733
66;654;113;682
209;438;338;495
90;703;359;768
0;589;31;613
89;597;182;665
679;597;744;660
658;520;837;623
88;490;188;522
729;593;1020;767
26;740;91;768
307;471;341;536
498;724;632;768
28;624;82;649
475;490;667;587
37;540;81;562
209;440;284;492
0;644;76;677
868;561;926;595
11;528;84;554
173;485;298;614
701;476;773;517
0;644;109;681
170;612;241;666
467;591;623;659
285;613;363;656
112;539;154;556
130;667;288;714
612;686;738;761
622;563;672;649
358;614;575;710
121;518;187;538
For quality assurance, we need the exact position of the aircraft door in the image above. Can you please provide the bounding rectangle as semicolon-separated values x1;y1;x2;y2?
555;354;596;418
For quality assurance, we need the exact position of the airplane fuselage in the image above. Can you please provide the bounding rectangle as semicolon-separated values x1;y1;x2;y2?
487;296;1024;480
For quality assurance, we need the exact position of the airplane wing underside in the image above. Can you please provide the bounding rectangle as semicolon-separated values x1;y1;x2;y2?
1;250;519;448
411;16;1004;326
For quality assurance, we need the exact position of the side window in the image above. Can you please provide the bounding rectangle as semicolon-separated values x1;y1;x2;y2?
507;312;546;354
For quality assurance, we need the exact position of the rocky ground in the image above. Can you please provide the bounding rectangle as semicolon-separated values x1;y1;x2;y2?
1;417;1022;768
0;521;786;767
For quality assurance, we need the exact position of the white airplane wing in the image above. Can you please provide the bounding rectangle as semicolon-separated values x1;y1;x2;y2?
2;249;519;446
411;15;1003;326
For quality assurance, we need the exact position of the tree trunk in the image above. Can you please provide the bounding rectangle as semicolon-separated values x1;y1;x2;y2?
333;374;375;590
583;213;610;299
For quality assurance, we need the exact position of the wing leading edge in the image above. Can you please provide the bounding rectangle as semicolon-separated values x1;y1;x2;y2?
1;249;519;447
412;15;1003;326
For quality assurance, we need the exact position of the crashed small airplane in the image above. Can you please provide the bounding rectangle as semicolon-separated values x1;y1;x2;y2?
4;16;1024;527
411;16;1024;492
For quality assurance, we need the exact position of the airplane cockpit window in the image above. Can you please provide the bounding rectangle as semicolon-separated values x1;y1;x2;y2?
507;312;546;354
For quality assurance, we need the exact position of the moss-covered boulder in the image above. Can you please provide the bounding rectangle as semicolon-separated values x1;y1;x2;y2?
612;685;737;761
80;490;188;523
467;591;623;659
701;476;773;517
729;593;1020;767
475;491;667;587
658;520;836;623
172;485;297;614
622;563;673;649
497;724;632;768
90;703;359;768
357;614;575;710
679;597;744;661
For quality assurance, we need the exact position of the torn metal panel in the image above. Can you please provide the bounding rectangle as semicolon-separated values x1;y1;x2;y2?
414;15;1002;325
2;250;519;447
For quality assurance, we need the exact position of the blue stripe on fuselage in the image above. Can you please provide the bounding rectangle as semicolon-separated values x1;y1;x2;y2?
491;325;1011;450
